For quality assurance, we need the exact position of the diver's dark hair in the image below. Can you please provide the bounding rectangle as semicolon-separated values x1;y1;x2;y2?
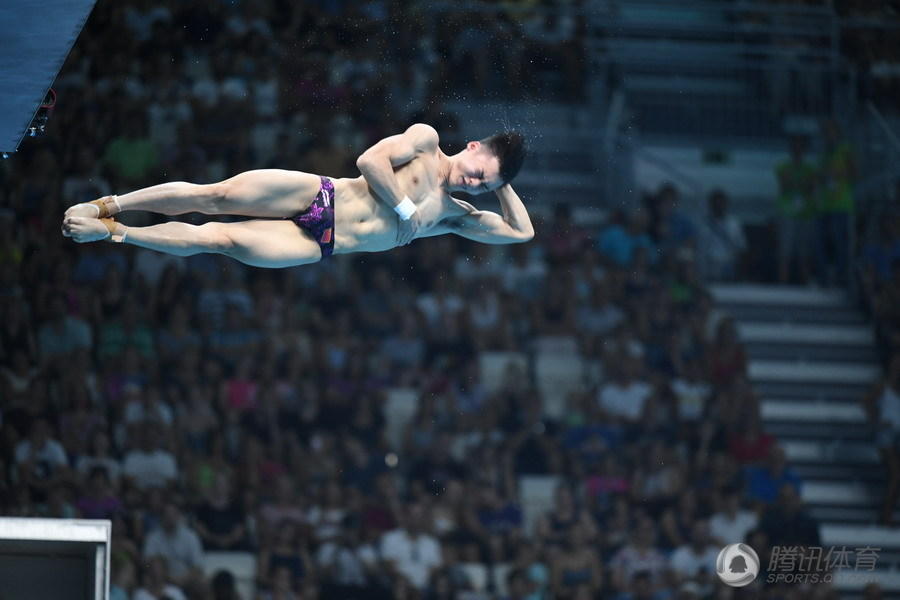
480;131;526;184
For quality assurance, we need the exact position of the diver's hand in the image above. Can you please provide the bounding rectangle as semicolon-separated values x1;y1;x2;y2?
396;211;421;246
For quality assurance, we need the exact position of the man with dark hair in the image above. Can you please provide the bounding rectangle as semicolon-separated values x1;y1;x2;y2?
63;124;533;268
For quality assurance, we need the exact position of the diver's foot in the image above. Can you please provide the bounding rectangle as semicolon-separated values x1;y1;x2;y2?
64;195;120;219
64;216;113;243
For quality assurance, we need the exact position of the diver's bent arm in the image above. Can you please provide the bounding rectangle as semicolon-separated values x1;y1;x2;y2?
355;123;438;211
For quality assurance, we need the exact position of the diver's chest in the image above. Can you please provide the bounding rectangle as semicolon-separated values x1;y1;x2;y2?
399;162;446;227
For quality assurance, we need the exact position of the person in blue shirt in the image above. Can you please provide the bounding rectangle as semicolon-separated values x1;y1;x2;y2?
744;445;803;506
596;208;655;268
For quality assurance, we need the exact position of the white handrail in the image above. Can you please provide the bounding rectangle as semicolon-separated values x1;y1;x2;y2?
867;102;900;154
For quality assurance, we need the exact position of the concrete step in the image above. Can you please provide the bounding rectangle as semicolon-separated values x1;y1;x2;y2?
749;360;880;386
753;380;871;403
811;506;900;525
738;323;874;347
766;422;872;441
723;303;867;326
711;284;851;308
761;400;868;424
803;481;883;507
834;570;900;594
822;524;900;550
744;341;879;363
793;463;884;483
783;440;879;465
711;284;865;326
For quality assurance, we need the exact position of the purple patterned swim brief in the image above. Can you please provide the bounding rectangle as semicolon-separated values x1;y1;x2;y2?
291;176;335;259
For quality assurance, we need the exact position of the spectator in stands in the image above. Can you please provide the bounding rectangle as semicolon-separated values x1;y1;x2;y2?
257;519;314;594
316;514;385;599
193;472;247;551
863;582;884;600
671;357;713;424
531;271;578;336
744;445;803;506
597;208;656;268
259;475;307;532
609;517;670;595
709;486;758;545
0;298;37;366
549;524;603;598
659;489;701;551
775;135;817;284
535;484;598;550
698;189;746;281
143;502;205;587
76;466;123;519
36;292;92;367
542;202;590;269
102;108;161;187
123;421;178;490
76;430;122;485
815;119;858;286
380;502;443;591
863;352;900;525
597;356;656;439
503;568;532;600
758;483;820;548
109;555;137;600
13;417;70;503
728;411;776;465
133;554;187;600
257;566;303;600
871;260;900;362
1;347;40;406
707;319;747;388
668;520;720;583
613;570;668;600
210;570;241;600
577;277;625;345
651;183;696;254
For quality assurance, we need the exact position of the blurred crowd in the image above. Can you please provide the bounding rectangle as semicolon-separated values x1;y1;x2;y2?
0;1;894;600
0;154;831;600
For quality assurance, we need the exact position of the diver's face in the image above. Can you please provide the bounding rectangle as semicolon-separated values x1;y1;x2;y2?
452;141;502;194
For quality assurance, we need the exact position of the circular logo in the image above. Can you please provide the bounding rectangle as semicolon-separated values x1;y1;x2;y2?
716;543;760;587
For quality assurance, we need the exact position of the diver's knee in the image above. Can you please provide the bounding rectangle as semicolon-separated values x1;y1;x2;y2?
198;222;234;254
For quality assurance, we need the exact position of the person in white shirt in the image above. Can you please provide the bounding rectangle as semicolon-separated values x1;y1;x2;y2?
577;279;624;338
380;503;443;590
670;359;713;422
668;520;720;582
14;418;70;499
133;554;186;600
316;515;381;594
709;487;759;546
76;430;122;485
123;422;177;490
598;356;655;426
142;502;204;586
14;418;68;471
699;190;746;281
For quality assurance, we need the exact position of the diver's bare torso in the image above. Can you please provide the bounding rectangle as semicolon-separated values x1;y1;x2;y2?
327;150;461;255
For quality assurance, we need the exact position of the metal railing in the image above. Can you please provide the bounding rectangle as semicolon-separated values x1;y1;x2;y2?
852;103;900;294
